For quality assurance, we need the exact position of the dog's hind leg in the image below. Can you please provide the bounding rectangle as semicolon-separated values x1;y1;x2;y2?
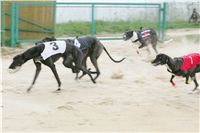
78;57;87;79
191;74;199;91
27;61;42;92
152;44;158;54
151;40;158;54
151;35;158;54
90;55;100;80
75;59;96;83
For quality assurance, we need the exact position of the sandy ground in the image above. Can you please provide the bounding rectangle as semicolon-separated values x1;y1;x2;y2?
1;29;200;132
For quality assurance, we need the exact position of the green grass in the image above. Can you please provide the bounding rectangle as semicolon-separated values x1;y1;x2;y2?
3;37;22;48
55;20;200;37
55;20;157;37
2;20;199;47
56;21;91;37
166;21;200;29
95;20;157;33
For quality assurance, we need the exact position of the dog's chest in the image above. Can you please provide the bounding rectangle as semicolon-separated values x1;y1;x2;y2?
41;41;66;60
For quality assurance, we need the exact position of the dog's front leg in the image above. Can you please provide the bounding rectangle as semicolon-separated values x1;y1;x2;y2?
170;75;176;87
185;75;189;84
78;57;88;79
45;59;61;91
27;60;42;92
76;64;96;83
74;60;96;83
50;64;61;91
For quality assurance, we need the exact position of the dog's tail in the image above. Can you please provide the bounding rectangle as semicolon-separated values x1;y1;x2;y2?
103;47;125;63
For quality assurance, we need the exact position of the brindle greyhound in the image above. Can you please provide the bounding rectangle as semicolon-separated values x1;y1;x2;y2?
123;27;158;54
37;36;126;80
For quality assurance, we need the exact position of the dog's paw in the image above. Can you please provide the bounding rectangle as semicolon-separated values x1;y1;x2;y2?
186;79;192;84
26;85;33;93
188;89;200;95
171;82;176;87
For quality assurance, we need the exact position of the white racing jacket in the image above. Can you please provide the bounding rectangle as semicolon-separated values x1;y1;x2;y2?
41;41;66;60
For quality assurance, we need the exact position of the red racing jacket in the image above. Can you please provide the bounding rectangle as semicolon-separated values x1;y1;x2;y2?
180;53;200;70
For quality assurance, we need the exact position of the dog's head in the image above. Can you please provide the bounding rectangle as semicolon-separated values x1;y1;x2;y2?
8;54;25;73
123;31;138;41
151;53;169;66
35;36;56;45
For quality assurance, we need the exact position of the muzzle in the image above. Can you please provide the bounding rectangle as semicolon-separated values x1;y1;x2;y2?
123;34;127;40
8;66;21;73
151;59;161;66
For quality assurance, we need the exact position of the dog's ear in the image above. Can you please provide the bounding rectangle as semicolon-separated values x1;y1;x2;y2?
51;36;56;41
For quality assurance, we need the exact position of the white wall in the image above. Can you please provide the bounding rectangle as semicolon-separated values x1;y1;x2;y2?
56;0;200;23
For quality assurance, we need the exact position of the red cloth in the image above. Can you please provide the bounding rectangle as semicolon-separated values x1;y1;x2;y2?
181;53;200;70
140;29;150;39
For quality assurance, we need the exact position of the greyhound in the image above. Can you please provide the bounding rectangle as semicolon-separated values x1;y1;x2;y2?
189;8;200;23
123;27;158;54
38;36;126;80
8;40;96;92
152;53;200;91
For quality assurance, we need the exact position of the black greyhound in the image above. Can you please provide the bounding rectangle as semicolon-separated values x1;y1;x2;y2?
123;27;158;54
152;53;200;91
38;36;126;80
189;8;200;23
8;40;96;92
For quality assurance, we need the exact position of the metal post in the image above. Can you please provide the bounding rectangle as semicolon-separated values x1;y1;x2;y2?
1;1;5;47
53;1;56;37
91;4;95;35
10;1;16;47
157;4;161;39
15;3;19;44
161;2;166;40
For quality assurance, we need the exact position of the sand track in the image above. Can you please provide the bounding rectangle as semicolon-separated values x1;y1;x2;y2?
1;29;200;132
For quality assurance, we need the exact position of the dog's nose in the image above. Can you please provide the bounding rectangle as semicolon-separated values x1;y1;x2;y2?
8;69;14;73
7;66;21;73
122;35;126;40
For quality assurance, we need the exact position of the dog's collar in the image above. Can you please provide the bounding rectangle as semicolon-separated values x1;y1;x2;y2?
166;65;173;73
165;58;173;73
166;58;168;64
130;31;138;42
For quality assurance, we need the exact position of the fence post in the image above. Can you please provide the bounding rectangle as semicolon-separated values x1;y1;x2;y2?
15;3;19;44
10;1;16;47
157;4;162;40
161;2;166;40
91;4;95;35
53;1;56;36
1;1;5;47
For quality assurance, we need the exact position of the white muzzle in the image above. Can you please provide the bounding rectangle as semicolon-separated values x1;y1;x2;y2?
130;31;138;42
8;66;21;73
